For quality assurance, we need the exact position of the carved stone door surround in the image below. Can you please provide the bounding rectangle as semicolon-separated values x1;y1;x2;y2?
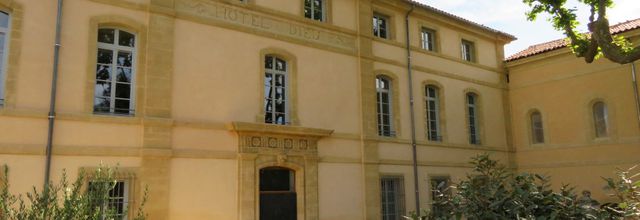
228;122;333;220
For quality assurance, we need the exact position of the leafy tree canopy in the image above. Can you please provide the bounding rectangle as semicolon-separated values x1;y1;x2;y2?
523;0;640;64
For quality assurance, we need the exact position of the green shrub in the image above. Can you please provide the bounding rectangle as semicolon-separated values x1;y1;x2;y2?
0;165;147;220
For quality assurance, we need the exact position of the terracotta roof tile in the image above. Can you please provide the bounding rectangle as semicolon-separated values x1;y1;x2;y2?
506;18;640;62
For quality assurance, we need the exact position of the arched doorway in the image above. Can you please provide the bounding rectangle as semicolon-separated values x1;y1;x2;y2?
259;167;297;220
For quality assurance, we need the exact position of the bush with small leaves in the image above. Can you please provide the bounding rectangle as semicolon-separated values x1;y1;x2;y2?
0;165;147;220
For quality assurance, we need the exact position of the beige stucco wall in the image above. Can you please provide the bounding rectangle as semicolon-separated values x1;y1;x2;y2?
507;32;640;201
0;0;515;219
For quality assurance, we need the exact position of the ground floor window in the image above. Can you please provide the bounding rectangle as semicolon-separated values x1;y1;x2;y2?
381;176;405;220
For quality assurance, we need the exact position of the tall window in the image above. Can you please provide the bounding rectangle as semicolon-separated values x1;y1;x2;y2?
466;93;480;145
425;85;441;141
430;176;450;217
376;76;394;137
593;102;608;138
264;55;288;125
381;176;405;220
461;39;475;62
421;28;436;51
89;180;129;219
0;12;9;106
94;28;136;115
530;111;545;144
373;13;389;39
304;0;325;22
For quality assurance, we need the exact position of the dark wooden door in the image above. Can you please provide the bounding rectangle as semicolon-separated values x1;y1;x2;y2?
259;167;297;220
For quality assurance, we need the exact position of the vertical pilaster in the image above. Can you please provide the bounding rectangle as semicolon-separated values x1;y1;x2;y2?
305;156;319;220
139;1;175;219
238;153;257;220
357;0;382;219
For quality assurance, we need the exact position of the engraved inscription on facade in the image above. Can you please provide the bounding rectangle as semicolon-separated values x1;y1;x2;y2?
176;0;356;52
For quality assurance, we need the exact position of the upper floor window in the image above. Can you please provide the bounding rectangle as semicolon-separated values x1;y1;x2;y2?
593;102;608;138
425;85;441;141
373;13;389;39
376;76;394;137
304;0;325;22
264;55;288;125
461;39;475;62
0;11;9;106
94;28;136;115
381;176;405;220
421;28;436;51
530;111;545;144
466;93;480;145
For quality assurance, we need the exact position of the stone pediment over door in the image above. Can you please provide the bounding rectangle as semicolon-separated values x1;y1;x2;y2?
228;122;333;220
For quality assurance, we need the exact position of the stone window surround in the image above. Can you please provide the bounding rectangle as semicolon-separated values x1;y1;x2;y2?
464;88;484;146
85;15;148;117
375;71;401;138
422;80;447;143
94;28;137;115
586;98;617;142
257;47;299;126
460;38;477;63
527;109;546;145
0;0;21;109
80;166;140;220
302;0;332;23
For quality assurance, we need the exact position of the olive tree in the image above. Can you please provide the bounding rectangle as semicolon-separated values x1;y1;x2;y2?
523;0;640;64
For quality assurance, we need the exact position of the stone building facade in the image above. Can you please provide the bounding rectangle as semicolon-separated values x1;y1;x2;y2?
0;0;636;219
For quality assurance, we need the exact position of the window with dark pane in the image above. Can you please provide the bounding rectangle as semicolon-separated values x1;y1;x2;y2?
461;39;475;62
421;28;436;51
425;85;440;141
94;28;136;115
264;55;288;125
530;111;545;144
466;93;480;145
0;11;9;105
593;102;609;138
304;0;325;22
381;176;404;220
88;180;128;219
373;13;389;39
430;176;450;217
376;76;394;137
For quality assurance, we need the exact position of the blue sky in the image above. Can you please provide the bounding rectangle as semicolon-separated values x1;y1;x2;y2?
415;0;640;57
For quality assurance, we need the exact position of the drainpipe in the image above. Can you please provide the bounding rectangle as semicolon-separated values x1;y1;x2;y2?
44;0;64;187
632;62;640;130
405;4;420;213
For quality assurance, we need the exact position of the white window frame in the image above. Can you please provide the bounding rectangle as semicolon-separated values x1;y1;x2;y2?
95;28;137;115
421;28;435;51
373;13;389;39
0;11;10;106
264;55;289;125
425;85;440;141
593;102;609;138
530;111;545;144
461;40;474;62
109;180;129;220
381;176;405;220
467;93;480;145
304;0;325;22
376;76;394;137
